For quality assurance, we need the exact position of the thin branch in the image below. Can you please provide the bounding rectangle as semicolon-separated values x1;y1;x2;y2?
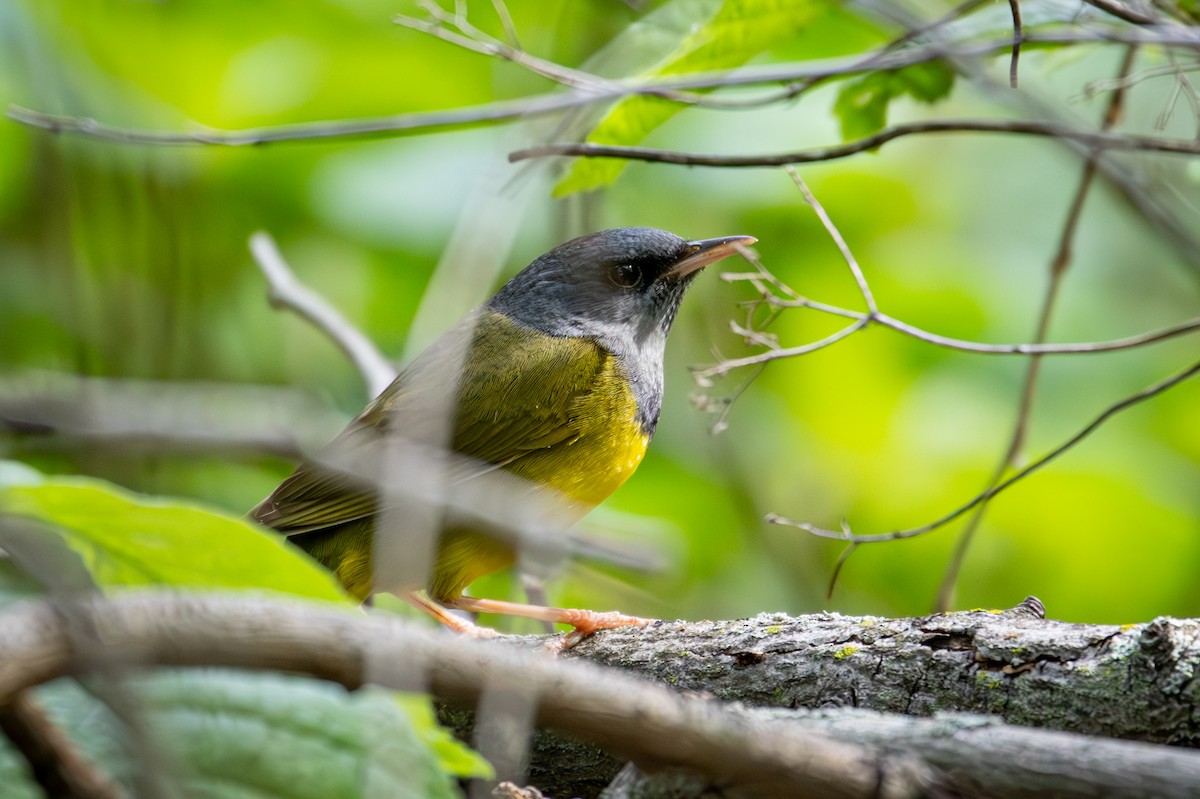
1008;0;1023;88
784;167;878;314
6;91;618;147
712;278;1200;359
395;6;609;92
704;249;1198;383
870;311;1200;355
249;232;397;399
0;374;342;457
1083;60;1200;98
934;44;1139;612
1080;0;1163;25
488;0;521;49
0;693;125;799
769;359;1200;544
12;28;1200;148
509;118;1200;167
691;319;869;385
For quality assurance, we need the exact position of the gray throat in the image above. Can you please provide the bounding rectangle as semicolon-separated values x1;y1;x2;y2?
606;329;667;438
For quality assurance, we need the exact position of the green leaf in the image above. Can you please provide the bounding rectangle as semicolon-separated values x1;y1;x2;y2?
833;61;955;141
0;671;470;799
0;478;349;602
555;0;830;196
394;694;494;780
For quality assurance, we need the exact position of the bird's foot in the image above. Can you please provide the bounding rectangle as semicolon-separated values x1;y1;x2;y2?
447;596;653;649
404;591;499;638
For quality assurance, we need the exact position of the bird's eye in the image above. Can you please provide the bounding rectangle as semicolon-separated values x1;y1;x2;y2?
608;263;642;289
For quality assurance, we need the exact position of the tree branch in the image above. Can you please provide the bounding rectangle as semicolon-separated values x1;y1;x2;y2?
249;232;397;399
3;595;1200;798
769;359;1200;543
509;117;1200;167
934;43;1141;612
0;693;125;799
0;594;941;799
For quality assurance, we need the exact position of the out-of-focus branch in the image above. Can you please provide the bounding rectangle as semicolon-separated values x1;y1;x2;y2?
4;595;1200;798
0;693;125;799
0;594;942;799
249;232;397;399
1007;0;1023;88
395;3;610;93
933;44;1141;613
769;359;1200;543
0;373;342;457
12;25;1200;148
1080;0;1163;25
509;118;1200;167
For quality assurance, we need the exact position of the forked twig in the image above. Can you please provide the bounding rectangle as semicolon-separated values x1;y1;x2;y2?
770;360;1200;544
249;232;397;399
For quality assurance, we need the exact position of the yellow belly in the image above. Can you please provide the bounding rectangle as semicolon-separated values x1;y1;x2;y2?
297;340;652;603
428;361;650;600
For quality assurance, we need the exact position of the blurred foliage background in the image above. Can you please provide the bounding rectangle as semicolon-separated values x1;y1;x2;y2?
2;0;1198;631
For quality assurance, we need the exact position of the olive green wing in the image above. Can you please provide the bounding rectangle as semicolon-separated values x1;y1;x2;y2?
250;310;608;536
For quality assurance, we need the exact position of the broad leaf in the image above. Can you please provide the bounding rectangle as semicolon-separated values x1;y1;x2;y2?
833;61;955;141
555;0;830;195
0;671;484;799
0;478;348;601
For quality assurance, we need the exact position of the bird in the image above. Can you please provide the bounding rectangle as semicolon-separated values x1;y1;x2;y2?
250;227;755;639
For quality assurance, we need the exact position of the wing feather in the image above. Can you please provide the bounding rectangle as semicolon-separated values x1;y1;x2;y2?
250;310;610;536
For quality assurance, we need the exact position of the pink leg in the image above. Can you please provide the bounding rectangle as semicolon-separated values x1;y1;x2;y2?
403;591;498;638
448;596;653;638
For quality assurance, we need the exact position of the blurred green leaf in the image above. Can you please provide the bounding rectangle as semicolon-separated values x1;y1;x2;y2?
394;693;494;780
555;0;829;196
833;62;955;141
0;478;349;602
0;671;469;799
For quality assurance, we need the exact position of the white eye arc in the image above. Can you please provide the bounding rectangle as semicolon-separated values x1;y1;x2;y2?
609;263;642;288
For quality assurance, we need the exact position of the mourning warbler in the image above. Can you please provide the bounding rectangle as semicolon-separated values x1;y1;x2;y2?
251;227;755;637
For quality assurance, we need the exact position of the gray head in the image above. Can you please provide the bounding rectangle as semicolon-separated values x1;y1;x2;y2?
485;227;755;433
486;227;754;354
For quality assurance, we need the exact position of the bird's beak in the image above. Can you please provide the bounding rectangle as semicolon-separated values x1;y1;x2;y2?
667;235;758;279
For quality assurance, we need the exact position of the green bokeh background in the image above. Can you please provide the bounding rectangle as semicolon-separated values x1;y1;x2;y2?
2;0;1197;628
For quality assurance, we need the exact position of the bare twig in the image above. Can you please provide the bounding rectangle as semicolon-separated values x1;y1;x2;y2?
1080;0;1162;25
1084;60;1200;98
509;118;1200;167
249;232;397;399
0;693;125;799
692;320;869;384
934;44;1139;612
395;6;609;92
712;278;1200;361
784;168;878;314
488;0;521;49
869;312;1200;354
1008;0;1023;88
769;359;1200;544
703;238;1198;381
0;373;341;457
12;26;1200;148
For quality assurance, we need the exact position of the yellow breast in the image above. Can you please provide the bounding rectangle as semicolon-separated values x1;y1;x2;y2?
507;355;650;509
